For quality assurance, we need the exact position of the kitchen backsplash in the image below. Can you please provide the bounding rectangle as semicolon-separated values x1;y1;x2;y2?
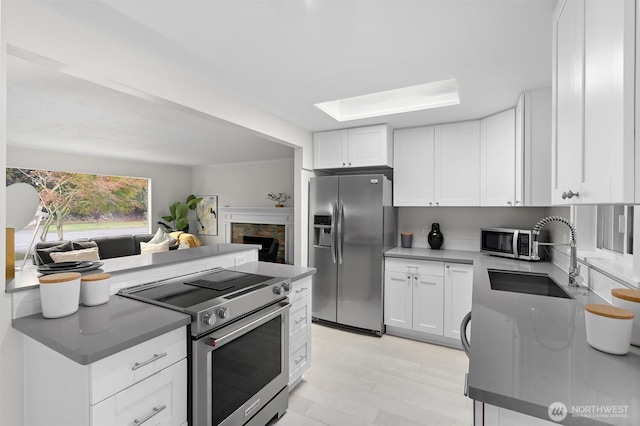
397;206;556;251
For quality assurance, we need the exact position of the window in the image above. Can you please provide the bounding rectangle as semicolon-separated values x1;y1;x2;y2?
597;205;634;255
6;168;149;263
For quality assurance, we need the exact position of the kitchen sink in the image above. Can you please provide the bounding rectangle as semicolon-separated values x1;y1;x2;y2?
487;269;574;299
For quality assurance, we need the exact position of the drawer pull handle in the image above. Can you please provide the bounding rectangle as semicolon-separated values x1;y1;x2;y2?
133;404;166;425
295;317;306;325
132;352;167;370
295;287;309;293
295;355;306;365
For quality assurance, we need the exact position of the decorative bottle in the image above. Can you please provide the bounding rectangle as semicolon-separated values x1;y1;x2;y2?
427;223;444;250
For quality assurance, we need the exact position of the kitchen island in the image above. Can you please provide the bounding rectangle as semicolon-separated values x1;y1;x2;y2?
468;255;640;426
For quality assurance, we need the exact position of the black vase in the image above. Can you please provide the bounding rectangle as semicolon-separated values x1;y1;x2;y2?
427;223;444;250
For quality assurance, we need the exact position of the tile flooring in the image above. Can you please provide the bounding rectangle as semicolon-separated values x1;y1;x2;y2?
273;323;473;426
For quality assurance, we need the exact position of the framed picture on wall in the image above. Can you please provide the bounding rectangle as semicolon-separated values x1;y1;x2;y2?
196;195;218;236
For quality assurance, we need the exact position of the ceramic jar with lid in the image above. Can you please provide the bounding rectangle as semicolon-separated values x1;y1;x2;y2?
584;303;634;355
80;273;112;306
39;272;81;318
611;288;640;346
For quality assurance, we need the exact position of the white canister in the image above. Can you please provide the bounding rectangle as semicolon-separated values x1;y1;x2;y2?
80;273;111;306
611;288;640;346
584;304;634;355
39;272;81;319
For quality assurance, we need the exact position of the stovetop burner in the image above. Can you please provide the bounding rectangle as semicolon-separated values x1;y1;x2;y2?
119;267;291;336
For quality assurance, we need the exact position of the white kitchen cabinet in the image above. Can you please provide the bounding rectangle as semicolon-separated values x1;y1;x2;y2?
552;0;635;204
443;262;473;339
25;327;187;426
480;109;516;206
520;88;553;206
384;270;413;329
435;121;481;206
313;124;392;170
480;403;557;426
393;126;435;206
413;273;444;335
288;275;312;389
393;121;479;207
384;258;470;343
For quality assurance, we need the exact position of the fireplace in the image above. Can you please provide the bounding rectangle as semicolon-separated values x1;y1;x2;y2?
231;224;285;263
220;207;293;264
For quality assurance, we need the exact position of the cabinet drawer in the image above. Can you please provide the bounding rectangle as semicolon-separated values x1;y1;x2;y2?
290;276;312;303
385;258;444;276
289;294;311;343
91;327;187;404
91;358;187;426
289;333;311;384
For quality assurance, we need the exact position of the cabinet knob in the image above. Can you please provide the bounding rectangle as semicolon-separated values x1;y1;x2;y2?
342;163;346;166
435;202;440;206
429;202;433;206
515;200;521;205
562;190;580;200
348;162;352;166
507;201;512;206
446;265;450;268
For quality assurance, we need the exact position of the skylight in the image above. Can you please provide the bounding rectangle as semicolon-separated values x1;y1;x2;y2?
314;79;460;122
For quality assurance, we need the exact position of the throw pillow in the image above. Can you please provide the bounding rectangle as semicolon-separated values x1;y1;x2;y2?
140;240;170;254
35;241;73;265
169;231;202;248
148;228;171;244
50;247;100;263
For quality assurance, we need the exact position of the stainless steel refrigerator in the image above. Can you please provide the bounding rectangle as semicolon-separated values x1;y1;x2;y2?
309;175;396;335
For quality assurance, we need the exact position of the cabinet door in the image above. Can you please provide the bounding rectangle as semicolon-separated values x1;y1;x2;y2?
435;121;481;206
314;129;348;169
582;0;635;203
412;273;444;335
523;88;552;206
552;0;584;204
443;263;473;340
515;95;524;206
480;109;516;206
393;127;435;206
384;271;412;329
347;125;391;168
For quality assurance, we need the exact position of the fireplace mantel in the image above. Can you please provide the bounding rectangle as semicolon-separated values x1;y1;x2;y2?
219;207;294;264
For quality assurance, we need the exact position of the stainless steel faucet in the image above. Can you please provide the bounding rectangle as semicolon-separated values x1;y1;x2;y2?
532;216;580;287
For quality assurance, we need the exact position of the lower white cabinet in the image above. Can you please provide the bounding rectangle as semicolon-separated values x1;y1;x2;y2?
288;275;312;388
384;258;472;343
479;402;557;426
25;327;187;426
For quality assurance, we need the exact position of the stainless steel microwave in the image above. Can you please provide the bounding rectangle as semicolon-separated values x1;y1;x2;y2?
480;228;547;261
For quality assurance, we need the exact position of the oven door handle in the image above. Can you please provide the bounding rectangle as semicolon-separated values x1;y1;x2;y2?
209;303;289;349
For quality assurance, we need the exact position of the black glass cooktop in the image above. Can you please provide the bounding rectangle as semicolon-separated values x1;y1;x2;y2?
127;270;273;309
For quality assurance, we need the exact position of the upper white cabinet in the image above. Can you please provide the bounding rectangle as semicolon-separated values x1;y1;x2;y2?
521;88;553;206
393;126;435;206
394;121;480;206
435;121;481;206
313;124;393;170
480;109;517;206
552;0;636;204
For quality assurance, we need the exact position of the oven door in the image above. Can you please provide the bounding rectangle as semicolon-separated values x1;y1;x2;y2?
192;301;290;426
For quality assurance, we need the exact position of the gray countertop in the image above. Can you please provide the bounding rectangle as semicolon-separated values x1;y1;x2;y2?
6;243;258;293
12;295;190;364
468;256;640;426
384;246;478;264
230;261;316;281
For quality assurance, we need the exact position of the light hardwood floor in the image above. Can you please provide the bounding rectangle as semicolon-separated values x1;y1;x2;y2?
273;324;473;426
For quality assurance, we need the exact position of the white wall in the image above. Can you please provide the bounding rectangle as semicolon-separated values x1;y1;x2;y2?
191;159;294;245
398;206;550;251
8;146;193;230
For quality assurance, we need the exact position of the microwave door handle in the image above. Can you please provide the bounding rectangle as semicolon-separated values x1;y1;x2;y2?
513;230;519;258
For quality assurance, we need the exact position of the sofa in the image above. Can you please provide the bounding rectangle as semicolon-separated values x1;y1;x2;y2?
34;234;163;265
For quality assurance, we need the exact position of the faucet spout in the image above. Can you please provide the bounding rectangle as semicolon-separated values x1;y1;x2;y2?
532;216;580;287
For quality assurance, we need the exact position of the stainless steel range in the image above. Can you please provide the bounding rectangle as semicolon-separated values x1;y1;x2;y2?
119;267;291;426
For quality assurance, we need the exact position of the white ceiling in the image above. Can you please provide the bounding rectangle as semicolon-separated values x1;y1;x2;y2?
8;0;555;167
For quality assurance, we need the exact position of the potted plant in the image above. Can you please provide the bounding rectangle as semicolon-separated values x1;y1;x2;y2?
158;194;203;233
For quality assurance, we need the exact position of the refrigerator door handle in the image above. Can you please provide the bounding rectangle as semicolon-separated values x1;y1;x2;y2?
331;202;337;264
337;201;344;265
